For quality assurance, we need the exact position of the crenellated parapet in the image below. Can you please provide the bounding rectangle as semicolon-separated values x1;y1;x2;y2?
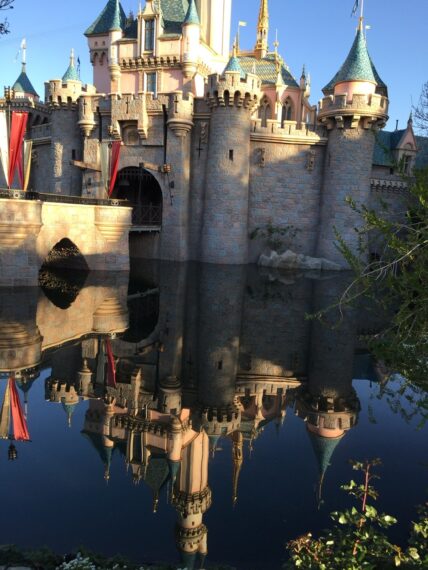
110;94;149;140
205;69;261;112
78;94;97;137
295;388;360;432
167;91;194;137
191;402;241;436
318;93;389;129
173;487;212;517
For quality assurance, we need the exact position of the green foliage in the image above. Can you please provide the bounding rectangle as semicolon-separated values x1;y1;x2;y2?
250;222;300;252
333;167;428;387
285;460;428;569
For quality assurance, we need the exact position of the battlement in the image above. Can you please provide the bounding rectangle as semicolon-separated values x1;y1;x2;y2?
45;79;96;106
167;90;195;137
205;69;261;111
251;118;326;144
318;92;389;128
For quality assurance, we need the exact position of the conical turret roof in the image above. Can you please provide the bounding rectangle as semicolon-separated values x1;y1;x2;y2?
13;65;38;98
224;53;246;79
323;25;385;94
183;0;200;26
62;50;80;83
308;430;343;477
85;0;126;36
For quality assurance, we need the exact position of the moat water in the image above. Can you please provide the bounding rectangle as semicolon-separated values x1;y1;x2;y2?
0;261;426;570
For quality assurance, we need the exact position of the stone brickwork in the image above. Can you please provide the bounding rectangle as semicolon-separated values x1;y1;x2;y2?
0;198;132;286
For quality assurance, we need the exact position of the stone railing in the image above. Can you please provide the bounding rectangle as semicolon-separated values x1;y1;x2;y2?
30;122;51;140
318;92;389;117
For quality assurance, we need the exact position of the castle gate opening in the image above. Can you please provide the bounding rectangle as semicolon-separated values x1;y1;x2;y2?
113;167;162;229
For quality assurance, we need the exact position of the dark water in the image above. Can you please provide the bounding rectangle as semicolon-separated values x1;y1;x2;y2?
0;261;426;570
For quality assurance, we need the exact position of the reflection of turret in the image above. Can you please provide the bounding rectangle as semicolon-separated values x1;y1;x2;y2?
172;431;211;570
192;266;244;439
295;277;361;501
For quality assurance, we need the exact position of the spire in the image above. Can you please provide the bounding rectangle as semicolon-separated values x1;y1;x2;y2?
255;0;269;59
307;428;344;507
231;431;243;507
12;39;38;98
85;0;126;36
62;49;81;83
322;25;385;94
183;0;200;26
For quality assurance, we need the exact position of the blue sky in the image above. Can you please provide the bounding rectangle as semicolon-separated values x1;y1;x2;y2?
0;0;426;131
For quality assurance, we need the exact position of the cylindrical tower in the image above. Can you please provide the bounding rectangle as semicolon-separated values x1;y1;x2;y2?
316;21;389;267
200;57;260;264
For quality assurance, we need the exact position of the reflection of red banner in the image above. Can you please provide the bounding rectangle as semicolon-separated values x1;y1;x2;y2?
8;112;28;189
9;378;30;441
105;339;117;388
108;141;121;197
17;149;24;189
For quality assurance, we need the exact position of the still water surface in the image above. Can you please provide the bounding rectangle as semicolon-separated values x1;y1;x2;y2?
0;261;426;569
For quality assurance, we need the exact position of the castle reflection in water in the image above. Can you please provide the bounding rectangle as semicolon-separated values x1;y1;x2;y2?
0;262;382;569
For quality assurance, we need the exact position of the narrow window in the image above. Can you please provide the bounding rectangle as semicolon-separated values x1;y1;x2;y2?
146;72;157;96
71;149;76;160
229;149;234;161
144;19;155;51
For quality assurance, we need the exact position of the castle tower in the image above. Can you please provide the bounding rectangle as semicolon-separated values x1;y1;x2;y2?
316;19;389;266
182;0;201;79
254;0;269;60
201;55;260;264
12;39;39;101
85;0;125;94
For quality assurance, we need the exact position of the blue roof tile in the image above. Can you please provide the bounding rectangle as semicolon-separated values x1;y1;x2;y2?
85;0;127;36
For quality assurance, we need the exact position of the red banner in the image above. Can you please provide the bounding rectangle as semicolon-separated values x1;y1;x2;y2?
9;378;30;441
8;112;28;189
108;141;121;197
105;339;117;388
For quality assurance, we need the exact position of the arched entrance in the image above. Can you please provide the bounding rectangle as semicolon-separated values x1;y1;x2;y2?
112;167;163;228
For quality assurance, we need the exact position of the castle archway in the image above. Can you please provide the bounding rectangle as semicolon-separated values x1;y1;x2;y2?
112;167;163;228
41;238;89;271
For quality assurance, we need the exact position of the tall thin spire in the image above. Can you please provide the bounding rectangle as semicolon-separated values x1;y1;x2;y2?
254;0;269;59
21;38;27;72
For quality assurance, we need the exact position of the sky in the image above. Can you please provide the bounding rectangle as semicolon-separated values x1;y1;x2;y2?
0;0;427;131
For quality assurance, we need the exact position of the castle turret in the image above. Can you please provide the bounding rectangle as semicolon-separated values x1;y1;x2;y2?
254;0;269;60
12;40;39;102
316;19;389;266
201;54;260;264
85;0;126;94
182;0;201;79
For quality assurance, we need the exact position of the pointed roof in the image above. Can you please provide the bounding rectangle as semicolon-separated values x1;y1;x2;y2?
183;0;200;25
238;54;299;87
224;52;246;80
308;430;343;478
323;25;384;94
62;49;80;83
13;65;39;98
85;0;127;36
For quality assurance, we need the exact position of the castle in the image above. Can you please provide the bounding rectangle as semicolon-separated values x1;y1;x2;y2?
0;0;424;283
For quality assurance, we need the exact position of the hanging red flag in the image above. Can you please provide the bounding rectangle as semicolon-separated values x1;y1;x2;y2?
8;112;28;189
105;339;117;388
9;378;30;441
108;141;121;197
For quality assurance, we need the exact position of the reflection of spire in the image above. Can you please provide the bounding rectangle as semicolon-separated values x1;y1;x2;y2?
307;427;344;507
61;400;78;428
232;431;243;507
